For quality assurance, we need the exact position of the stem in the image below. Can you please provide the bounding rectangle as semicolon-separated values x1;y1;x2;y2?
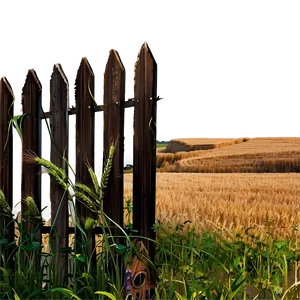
243;246;247;300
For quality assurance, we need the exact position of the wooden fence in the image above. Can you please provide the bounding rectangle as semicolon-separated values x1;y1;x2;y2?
0;42;157;287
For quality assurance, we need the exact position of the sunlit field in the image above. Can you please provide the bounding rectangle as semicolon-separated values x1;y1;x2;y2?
157;137;300;173
124;172;300;238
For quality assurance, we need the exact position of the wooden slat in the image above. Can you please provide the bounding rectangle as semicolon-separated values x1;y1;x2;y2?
0;77;14;272
75;57;95;260
103;49;125;228
21;70;42;274
49;63;69;284
133;43;157;259
21;69;42;217
75;57;95;217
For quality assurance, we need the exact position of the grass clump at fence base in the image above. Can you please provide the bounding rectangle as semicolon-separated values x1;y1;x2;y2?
0;146;147;300
155;221;300;300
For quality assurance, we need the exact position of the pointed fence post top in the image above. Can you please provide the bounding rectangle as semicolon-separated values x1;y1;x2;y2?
136;42;157;63
0;77;15;98
22;69;42;93
51;63;69;84
76;57;94;76
106;49;125;71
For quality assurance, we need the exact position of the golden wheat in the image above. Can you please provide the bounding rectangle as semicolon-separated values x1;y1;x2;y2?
124;173;300;238
157;137;300;172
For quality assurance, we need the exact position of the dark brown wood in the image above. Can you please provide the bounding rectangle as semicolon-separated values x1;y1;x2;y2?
75;57;95;217
21;69;42;217
21;70;42;274
133;43;157;259
103;49;125;228
49;64;69;284
75;57;95;259
0;77;15;273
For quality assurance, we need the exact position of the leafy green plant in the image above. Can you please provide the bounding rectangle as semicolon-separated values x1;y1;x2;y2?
31;145;160;299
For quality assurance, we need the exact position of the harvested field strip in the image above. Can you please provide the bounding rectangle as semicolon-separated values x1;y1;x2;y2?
165;137;248;153
124;173;300;238
157;137;300;172
175;151;300;173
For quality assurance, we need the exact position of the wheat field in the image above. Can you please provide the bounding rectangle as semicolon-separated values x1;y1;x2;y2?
157;137;300;173
124;173;300;238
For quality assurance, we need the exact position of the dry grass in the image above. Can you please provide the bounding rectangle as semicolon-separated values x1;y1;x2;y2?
157;137;300;173
124;172;300;238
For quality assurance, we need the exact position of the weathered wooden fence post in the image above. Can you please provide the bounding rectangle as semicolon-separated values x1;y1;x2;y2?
103;50;125;230
19;67;42;274
21;69;42;228
49;64;69;284
0;77;14;274
133;42;157;259
75;57;96;260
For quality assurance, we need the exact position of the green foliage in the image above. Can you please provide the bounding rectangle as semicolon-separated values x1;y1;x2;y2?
4;97;21;147
88;79;97;106
2;188;300;299
154;221;300;299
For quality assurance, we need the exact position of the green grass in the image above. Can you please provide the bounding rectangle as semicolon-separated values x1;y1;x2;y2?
155;222;300;299
1;207;300;299
157;143;168;148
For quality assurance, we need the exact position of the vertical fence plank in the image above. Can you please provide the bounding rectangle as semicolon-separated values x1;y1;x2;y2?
21;69;42;221
20;67;42;276
75;57;95;259
133;42;157;259
103;50;125;228
49;64;69;284
0;77;14;273
75;57;95;216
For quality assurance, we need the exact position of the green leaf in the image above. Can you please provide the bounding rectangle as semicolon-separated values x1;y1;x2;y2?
195;270;205;278
0;238;8;245
232;257;241;269
0;267;10;284
48;287;82;300
12;112;23;147
95;291;116;300
7;241;16;248
229;271;250;299
155;287;161;300
69;253;85;263
174;291;186;300
32;241;42;249
168;283;179;299
11;288;20;300
115;244;129;254
81;272;90;280
76;255;85;262
185;277;193;300
274;241;286;249
3;120;12;151
88;79;97;106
